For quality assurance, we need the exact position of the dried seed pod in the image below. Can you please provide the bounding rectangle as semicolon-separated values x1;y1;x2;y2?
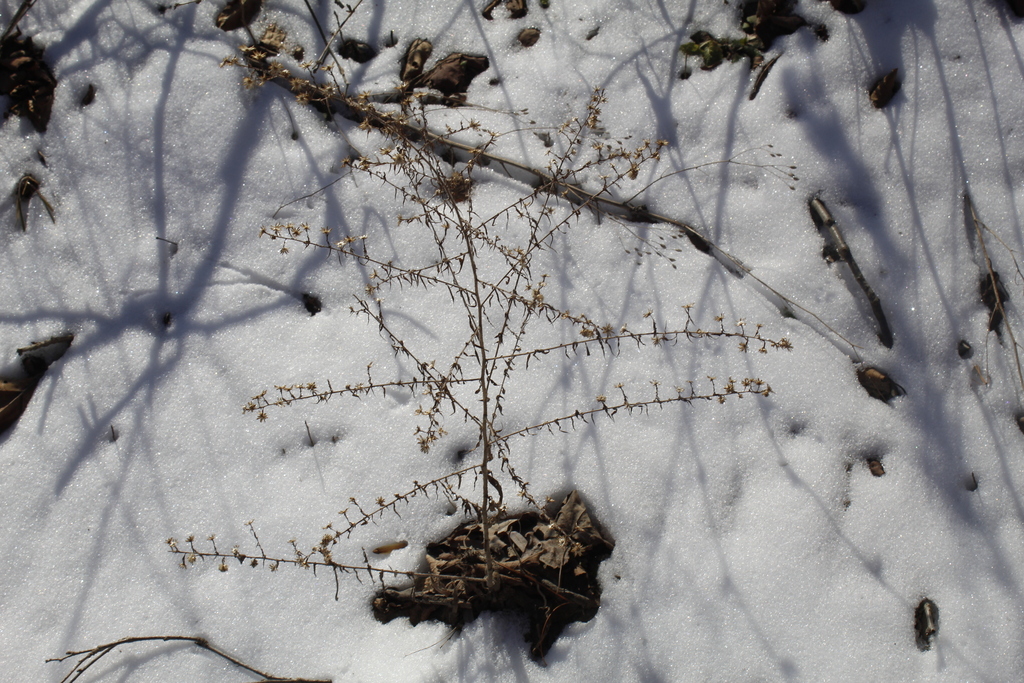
914;598;939;651
372;540;408;555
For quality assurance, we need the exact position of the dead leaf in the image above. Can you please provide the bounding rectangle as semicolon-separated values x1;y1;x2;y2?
400;39;433;83
914;598;939;651
870;68;900;108
517;27;540;47
339;38;377;64
417;53;489;96
483;0;527;20
867;458;885;476
0;334;72;436
215;0;262;32
826;0;865;13
857;366;904;402
0;376;40;435
259;24;287;55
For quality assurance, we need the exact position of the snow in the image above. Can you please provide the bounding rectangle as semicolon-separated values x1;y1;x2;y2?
2;0;1024;680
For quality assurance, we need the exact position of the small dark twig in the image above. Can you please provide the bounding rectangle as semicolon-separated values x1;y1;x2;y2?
1;0;37;42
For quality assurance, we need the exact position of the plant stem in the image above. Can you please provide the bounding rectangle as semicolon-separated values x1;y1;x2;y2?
464;225;497;591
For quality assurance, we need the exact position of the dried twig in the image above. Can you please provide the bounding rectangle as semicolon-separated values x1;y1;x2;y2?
965;193;1024;393
47;635;330;683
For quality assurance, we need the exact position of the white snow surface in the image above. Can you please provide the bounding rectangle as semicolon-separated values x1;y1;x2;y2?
2;0;1024;681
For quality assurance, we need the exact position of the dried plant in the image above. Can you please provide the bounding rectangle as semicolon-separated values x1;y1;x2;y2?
170;89;791;601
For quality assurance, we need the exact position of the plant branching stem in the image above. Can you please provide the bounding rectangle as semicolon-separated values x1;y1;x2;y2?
47;635;330;683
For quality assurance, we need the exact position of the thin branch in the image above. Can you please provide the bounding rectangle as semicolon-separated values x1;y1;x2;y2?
47;635;330;683
966;194;1024;393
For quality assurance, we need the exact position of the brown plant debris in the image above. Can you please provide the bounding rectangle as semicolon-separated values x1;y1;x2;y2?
867;458;885;477
1;334;72;436
981;270;1008;336
339;38;377;64
215;0;261;31
742;0;806;49
14;173;55;231
518;27;541;47
914;598;939;651
0;31;57;132
483;0;528;20
372;490;614;660
870;68;900;108
400;39;433;84
823;0;865;13
857;366;904;403
414;53;489;96
302;292;322;315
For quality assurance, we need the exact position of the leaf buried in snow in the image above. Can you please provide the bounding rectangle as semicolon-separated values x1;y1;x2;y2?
827;0;865;13
302;293;322;315
339;39;377;64
980;270;1008;336
0;335;73;436
914;598;939;651
0;376;41;435
857;366;904;402
517;27;541;47
400;39;433;83
417;54;489;96
215;0;262;32
870;68;900;108
483;0;527;20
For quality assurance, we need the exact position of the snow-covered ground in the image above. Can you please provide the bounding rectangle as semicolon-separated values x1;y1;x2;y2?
3;0;1024;680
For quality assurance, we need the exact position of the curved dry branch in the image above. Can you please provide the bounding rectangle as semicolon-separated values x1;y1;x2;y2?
47;635;330;683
